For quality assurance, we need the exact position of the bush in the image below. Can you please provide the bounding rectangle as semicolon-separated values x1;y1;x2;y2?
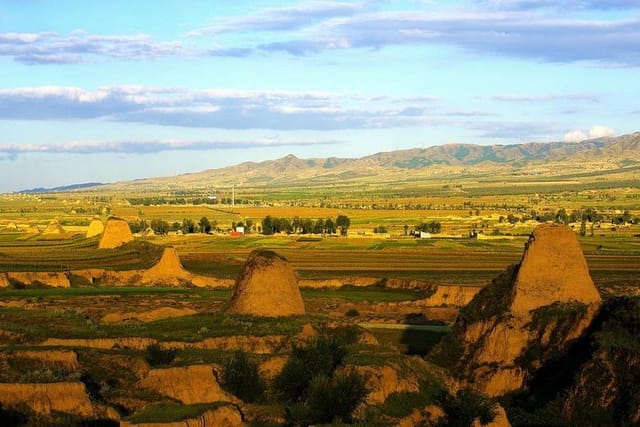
144;344;177;366
285;370;367;425
345;308;360;317
273;335;348;402
222;351;264;403
438;389;497;427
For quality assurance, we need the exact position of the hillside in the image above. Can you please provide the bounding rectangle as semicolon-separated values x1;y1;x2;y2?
84;132;640;193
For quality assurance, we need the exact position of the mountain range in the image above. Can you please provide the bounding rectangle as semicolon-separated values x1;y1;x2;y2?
24;132;640;193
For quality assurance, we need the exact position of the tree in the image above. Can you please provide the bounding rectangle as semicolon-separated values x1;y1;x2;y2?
245;218;253;234
416;220;441;234
555;208;569;225
182;218;196;234
150;219;170;235
336;215;350;236
325;218;336;234
262;216;275;235
199;216;211;234
129;219;147;234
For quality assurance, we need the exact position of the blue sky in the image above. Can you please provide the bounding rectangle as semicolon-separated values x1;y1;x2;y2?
1;0;639;192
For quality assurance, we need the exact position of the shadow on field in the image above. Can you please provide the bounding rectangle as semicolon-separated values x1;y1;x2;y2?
400;314;450;356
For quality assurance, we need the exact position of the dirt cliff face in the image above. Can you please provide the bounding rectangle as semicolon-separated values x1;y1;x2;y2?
138;365;236;405
6;271;70;288
0;382;94;416
511;224;600;315
227;250;305;317
99;217;134;249
430;224;602;397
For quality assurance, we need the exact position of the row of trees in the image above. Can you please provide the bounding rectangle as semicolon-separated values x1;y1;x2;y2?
262;215;351;236
129;217;218;235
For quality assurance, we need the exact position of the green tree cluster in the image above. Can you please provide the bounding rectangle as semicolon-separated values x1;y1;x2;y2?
262;215;345;235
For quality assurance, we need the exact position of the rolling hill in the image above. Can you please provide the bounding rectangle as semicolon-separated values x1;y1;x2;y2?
55;132;640;194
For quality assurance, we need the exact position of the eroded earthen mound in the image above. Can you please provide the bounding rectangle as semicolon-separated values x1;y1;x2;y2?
431;224;602;397
511;223;600;315
98;217;133;249
140;247;192;286
226;249;305;317
86;217;104;238
43;220;65;235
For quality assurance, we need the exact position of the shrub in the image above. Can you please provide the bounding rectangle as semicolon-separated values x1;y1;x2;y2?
285;370;367;425
144;344;177;366
222;351;264;403
437;389;497;427
345;308;360;317
273;335;347;402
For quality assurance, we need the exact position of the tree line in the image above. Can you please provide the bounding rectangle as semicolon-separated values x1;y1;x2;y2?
129;216;218;235
261;215;351;236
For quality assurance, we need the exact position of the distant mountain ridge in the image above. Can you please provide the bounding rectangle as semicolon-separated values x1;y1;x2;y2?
21;182;105;194
23;132;640;193
137;132;639;188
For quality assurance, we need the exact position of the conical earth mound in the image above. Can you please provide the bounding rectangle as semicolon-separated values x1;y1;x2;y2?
430;223;602;396
227;249;305;317
86;217;104;238
98;217;133;249
43;220;65;235
141;247;192;286
510;223;600;315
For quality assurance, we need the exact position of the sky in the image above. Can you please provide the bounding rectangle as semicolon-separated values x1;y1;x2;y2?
0;0;639;193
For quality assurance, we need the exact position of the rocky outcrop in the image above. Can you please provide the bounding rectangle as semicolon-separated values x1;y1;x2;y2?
99;217;134;249
86;217;104;238
510;224;600;315
431;224;602;396
227;250;305;317
0;382;94;416
140;247;193;286
121;405;244;427
6;271;70;288
138;365;235;405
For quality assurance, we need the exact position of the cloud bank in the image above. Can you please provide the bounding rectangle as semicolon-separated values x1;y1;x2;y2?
563;125;615;142
0;85;439;130
0;138;338;157
1;1;639;66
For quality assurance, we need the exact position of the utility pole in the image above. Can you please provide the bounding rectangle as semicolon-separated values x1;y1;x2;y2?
232;185;235;207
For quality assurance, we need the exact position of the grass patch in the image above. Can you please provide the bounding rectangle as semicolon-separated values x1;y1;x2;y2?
301;287;421;302
126;403;227;423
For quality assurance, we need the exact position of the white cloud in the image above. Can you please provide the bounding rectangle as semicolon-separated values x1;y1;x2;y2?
0;138;339;156
564;125;615;142
588;125;615;138
564;129;587;142
0;85;435;130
